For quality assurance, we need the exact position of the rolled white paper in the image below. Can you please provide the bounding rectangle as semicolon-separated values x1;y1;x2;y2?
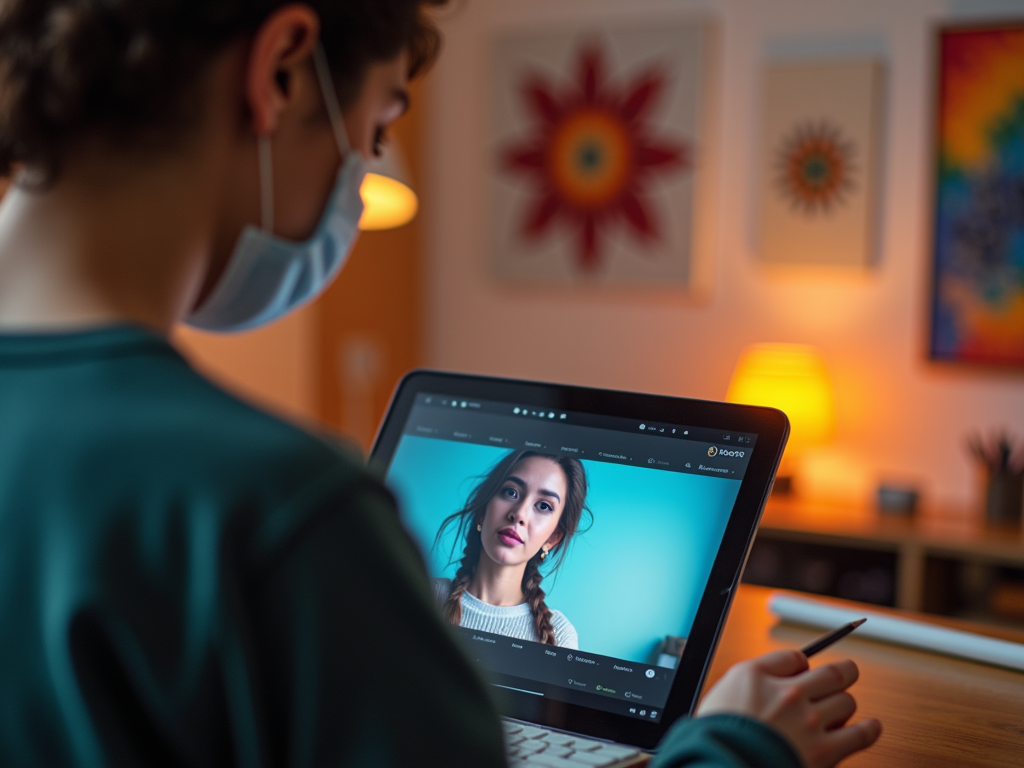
768;592;1024;673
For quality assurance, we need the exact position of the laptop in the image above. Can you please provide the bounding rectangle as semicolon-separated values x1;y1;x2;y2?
370;371;789;767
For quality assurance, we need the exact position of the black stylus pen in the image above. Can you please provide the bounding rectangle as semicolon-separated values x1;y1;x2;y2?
800;618;867;657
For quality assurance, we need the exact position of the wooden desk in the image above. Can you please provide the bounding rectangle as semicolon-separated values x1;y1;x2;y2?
706;585;1024;767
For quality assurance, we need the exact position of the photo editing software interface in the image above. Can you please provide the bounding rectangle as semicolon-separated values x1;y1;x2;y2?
385;394;758;723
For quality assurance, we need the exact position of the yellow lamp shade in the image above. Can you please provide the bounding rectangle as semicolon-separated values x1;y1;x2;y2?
726;343;835;454
358;140;418;231
359;174;418;230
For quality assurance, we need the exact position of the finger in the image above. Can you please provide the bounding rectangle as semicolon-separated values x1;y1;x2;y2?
818;719;882;767
752;649;808;677
815;691;857;730
798;659;859;700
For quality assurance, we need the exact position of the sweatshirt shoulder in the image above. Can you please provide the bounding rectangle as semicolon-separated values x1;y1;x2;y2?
112;349;364;495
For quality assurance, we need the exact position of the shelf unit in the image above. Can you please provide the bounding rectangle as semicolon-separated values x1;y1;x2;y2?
743;498;1024;627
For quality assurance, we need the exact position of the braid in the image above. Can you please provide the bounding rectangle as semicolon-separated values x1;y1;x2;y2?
522;555;556;645
442;523;481;627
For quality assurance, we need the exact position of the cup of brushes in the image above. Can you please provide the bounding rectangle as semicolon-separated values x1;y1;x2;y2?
968;432;1024;526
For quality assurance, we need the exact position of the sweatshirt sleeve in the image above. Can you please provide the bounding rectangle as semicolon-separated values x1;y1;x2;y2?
650;715;802;768
245;472;509;768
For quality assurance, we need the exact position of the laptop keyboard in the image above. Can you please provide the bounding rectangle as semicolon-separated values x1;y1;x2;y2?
503;720;643;767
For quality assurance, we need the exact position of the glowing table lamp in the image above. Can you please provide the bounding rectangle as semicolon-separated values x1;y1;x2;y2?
358;139;419;231
726;343;835;494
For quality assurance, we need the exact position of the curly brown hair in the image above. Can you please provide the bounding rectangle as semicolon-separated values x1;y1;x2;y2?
0;0;447;182
435;451;592;646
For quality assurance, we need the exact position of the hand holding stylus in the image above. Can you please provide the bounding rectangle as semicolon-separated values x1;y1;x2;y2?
697;619;880;768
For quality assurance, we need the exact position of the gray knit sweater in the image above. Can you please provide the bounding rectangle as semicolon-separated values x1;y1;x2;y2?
432;578;579;649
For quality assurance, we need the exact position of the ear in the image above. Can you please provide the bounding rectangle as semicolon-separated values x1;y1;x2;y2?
245;4;321;136
544;528;565;552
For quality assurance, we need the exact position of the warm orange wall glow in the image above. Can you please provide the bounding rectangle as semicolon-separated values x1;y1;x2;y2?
727;343;835;454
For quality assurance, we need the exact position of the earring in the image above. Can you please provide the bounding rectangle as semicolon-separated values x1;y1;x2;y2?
476;523;482;532
540;549;548;561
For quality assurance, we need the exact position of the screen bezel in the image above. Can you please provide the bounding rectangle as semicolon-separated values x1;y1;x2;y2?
371;370;789;751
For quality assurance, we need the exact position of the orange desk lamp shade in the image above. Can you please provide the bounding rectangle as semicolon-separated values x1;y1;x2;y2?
726;344;835;455
358;140;419;231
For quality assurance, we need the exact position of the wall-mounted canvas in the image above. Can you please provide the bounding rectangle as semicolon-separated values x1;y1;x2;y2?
758;59;883;267
929;24;1024;368
490;21;716;289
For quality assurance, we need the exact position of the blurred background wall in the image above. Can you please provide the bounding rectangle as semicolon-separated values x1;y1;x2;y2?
423;0;1024;508
175;0;1024;510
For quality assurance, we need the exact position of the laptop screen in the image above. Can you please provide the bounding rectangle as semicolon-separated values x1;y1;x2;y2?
384;392;758;726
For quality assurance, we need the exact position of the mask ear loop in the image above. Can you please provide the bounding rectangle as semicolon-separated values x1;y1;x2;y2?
258;134;274;235
257;43;345;239
312;42;353;157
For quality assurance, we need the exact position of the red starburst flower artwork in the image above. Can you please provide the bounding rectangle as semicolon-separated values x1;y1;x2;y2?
500;45;690;272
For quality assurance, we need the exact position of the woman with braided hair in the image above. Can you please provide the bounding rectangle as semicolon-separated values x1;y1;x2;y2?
433;450;590;648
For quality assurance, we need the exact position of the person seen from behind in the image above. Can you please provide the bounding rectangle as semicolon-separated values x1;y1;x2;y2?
0;0;880;766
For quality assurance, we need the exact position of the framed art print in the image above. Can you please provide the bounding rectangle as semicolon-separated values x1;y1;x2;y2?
929;23;1024;367
758;59;883;267
490;20;717;289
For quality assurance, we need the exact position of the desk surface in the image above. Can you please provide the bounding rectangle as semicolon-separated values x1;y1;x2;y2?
706;585;1024;767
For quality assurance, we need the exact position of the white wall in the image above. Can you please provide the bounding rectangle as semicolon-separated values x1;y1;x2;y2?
423;0;1024;507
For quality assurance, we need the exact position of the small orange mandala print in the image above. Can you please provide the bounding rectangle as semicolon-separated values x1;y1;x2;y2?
775;121;855;215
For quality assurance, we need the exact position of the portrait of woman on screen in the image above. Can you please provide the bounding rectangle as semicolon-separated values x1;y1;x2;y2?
433;450;591;648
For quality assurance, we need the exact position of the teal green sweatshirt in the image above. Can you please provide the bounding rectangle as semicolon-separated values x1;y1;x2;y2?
0;327;799;768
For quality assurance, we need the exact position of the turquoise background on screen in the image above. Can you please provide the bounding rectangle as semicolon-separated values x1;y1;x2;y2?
385;435;741;663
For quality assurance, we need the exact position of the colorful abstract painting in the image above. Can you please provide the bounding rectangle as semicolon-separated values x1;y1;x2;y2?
490;22;715;286
759;60;882;266
930;24;1024;367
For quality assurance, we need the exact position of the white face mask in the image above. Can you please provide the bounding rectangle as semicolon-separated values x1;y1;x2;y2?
187;44;366;333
